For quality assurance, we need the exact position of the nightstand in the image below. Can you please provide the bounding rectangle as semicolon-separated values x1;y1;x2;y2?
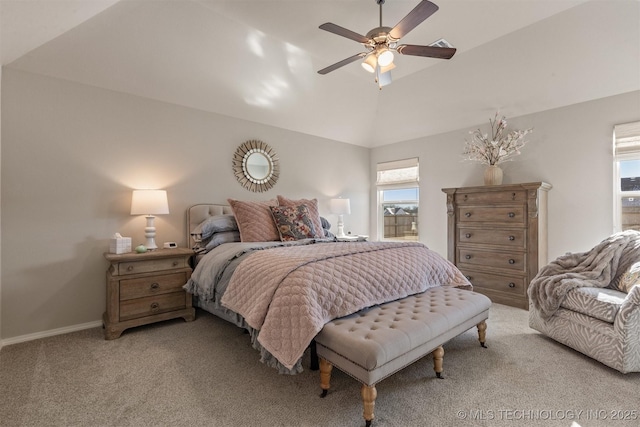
103;248;196;339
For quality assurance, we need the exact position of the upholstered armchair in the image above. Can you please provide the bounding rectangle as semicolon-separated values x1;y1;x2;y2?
528;231;640;374
529;283;640;373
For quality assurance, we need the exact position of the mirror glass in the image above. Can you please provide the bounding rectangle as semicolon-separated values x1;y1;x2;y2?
233;140;279;192
245;151;272;182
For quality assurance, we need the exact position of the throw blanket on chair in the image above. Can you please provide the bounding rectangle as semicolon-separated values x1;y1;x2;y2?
528;230;640;319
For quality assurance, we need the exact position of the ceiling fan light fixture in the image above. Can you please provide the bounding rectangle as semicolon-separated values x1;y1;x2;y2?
361;53;377;73
376;47;394;67
380;61;395;73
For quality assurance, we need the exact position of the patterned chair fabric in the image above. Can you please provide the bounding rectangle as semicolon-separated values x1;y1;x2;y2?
529;284;640;373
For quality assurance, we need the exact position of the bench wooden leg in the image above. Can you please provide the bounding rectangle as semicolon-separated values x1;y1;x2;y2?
477;320;487;348
432;345;444;379
319;358;332;398
361;384;377;427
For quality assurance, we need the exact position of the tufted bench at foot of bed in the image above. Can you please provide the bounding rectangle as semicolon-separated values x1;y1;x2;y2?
314;286;491;426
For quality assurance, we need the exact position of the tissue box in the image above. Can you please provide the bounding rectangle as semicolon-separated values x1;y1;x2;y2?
109;237;132;254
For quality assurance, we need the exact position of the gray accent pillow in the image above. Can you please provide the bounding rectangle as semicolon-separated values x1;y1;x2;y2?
191;215;238;242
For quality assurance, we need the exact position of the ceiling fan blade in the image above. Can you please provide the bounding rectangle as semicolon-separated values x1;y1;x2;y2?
389;1;439;40
317;52;367;75
319;23;370;44
396;44;456;59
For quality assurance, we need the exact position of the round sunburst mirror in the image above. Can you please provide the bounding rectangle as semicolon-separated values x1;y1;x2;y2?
232;140;279;193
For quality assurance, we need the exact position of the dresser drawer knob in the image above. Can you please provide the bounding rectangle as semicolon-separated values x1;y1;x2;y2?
508;212;515;218
509;235;515;241
508;259;515;264
150;283;160;291
150;302;160;311
465;233;472;239
463;195;468;201
465;255;472;260
172;261;179;266
127;266;134;271
508;282;516;288
465;212;471;218
465;275;472;281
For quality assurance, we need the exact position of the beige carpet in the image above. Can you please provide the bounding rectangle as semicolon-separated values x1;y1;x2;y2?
1;303;639;427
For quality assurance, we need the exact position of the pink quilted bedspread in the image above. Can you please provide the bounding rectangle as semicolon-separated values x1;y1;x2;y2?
220;241;471;369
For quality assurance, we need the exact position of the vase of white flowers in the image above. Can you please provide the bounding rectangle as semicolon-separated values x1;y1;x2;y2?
463;113;532;185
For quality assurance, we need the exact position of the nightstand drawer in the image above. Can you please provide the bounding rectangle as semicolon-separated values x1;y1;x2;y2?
120;292;186;321
120;272;188;301
458;248;525;271
118;257;187;275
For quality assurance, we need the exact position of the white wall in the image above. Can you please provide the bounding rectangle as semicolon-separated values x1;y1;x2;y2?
0;68;369;341
371;91;640;261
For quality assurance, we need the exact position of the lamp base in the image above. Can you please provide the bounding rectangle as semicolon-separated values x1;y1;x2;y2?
336;215;346;238
144;215;158;250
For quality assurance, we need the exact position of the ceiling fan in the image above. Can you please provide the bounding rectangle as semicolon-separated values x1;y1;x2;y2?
317;0;456;88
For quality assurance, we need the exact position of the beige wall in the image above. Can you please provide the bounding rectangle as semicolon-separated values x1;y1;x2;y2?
371;91;640;260
0;69;369;341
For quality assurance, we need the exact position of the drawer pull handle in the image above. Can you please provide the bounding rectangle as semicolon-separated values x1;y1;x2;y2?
512;192;516;200
463;195;468;201
465;233;471;239
508;212;515;218
465;275;472;281
508;282;516;288
150;302;160;311
508;259;515;264
150;283;160;291
465;212;471;218
465;255;472;260
509;235;515;241
172;261;179;266
127;266;134;271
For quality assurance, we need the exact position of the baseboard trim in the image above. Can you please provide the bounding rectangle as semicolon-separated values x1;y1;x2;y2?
1;320;103;348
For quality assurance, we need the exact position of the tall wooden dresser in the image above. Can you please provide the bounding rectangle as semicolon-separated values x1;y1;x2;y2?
442;182;551;309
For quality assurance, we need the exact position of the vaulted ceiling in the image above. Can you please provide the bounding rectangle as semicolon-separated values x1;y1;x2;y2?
2;0;639;147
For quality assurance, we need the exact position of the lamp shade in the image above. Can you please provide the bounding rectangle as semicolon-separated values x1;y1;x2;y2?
130;190;169;215
330;198;351;215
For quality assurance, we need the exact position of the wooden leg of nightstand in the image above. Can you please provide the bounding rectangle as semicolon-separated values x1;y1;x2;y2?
103;313;124;340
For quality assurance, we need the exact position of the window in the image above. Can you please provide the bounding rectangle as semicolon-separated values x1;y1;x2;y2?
376;158;419;241
614;121;640;232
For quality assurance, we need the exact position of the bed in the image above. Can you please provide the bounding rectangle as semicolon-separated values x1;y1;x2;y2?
183;200;473;374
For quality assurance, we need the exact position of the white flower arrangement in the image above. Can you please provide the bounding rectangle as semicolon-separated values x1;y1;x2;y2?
463;113;532;166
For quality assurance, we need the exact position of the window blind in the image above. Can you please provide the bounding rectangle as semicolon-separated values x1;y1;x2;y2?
614;121;640;156
376;158;419;189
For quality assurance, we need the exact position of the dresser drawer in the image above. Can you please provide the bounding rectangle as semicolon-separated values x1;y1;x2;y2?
119;292;186;321
119;272;188;301
117;257;187;275
459;268;526;296
458;206;525;224
458;248;525;271
455;190;526;205
458;227;526;249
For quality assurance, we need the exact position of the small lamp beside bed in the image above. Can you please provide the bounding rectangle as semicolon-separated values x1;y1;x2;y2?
330;198;351;238
130;189;169;250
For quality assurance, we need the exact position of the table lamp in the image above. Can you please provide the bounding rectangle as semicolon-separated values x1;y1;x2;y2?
330;198;351;238
130;189;169;250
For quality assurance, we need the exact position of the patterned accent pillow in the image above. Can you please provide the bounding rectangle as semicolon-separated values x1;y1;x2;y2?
277;196;324;239
228;198;280;242
614;261;640;293
270;205;317;241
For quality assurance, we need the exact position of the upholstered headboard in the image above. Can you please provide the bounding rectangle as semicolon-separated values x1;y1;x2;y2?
187;204;234;248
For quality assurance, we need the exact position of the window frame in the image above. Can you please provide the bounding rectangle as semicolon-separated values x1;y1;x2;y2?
376;158;419;241
613;121;640;232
